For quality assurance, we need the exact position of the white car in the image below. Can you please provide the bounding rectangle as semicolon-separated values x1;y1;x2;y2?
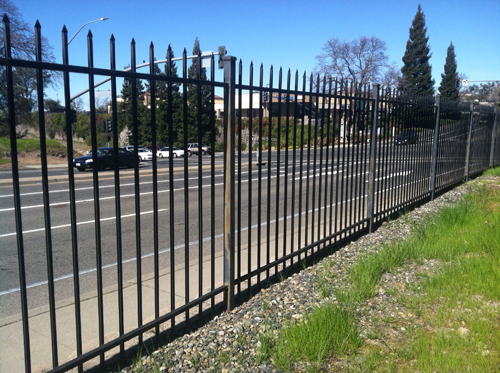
157;147;185;158
137;148;153;161
123;145;145;152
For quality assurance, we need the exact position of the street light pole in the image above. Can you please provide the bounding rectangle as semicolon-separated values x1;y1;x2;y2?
68;17;109;45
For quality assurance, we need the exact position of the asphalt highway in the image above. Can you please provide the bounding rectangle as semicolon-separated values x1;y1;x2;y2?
0;142;440;320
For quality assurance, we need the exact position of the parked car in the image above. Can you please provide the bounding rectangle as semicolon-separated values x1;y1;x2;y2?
137;148;153;161
157;147;185;158
187;143;211;155
73;147;137;171
122;145;145;152
395;131;418;145
146;145;164;153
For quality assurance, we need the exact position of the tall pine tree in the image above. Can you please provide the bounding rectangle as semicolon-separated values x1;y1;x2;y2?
186;37;213;145
117;70;150;145
401;4;435;95
155;45;183;147
438;42;459;100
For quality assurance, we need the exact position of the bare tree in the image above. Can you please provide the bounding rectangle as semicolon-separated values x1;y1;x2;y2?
71;97;85;112
380;62;402;90
95;97;110;113
488;84;500;106
458;73;468;88
1;0;59;136
315;36;389;86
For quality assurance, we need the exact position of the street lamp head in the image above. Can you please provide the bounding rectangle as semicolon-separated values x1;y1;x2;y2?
68;17;110;45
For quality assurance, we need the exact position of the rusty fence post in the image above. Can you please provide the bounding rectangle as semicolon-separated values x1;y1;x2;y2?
223;56;237;310
490;107;498;168
368;84;379;233
465;103;474;181
429;96;441;200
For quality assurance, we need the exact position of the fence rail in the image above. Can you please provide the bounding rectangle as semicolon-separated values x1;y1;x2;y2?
1;14;499;373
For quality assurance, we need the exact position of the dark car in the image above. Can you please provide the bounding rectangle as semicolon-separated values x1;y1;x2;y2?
73;147;137;171
395;131;419;145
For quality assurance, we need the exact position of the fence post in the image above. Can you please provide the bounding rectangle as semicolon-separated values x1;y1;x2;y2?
490;107;498;168
429;96;441;200
368;84;379;233
465;103;474;181
223;55;237;310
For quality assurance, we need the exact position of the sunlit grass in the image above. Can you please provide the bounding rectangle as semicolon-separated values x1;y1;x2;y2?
485;166;500;177
0;137;67;153
258;305;362;371
258;167;500;371
0;137;86;162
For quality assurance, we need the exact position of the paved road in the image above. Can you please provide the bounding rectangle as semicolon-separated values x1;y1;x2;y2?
0;143;439;316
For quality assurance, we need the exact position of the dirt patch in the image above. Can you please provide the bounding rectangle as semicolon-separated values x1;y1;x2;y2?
0;151;69;169
482;179;500;213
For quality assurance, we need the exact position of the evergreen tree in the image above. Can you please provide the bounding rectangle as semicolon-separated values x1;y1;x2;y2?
186;37;213;145
144;57;163;145
117;72;150;145
155;45;183;147
401;4;435;95
438;42;459;100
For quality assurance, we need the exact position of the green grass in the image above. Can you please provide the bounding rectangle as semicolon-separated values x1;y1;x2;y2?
0;137;84;161
485;166;500;177
257;302;362;370
0;137;67;153
346;178;500;372
258;167;500;372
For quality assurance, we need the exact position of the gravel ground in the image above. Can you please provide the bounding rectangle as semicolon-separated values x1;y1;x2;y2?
118;175;498;373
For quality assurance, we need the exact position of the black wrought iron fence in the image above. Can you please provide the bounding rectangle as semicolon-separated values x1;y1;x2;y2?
1;14;499;373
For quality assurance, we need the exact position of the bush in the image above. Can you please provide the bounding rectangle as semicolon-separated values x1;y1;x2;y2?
85;133;108;148
214;143;225;152
253;142;268;151
47;128;56;139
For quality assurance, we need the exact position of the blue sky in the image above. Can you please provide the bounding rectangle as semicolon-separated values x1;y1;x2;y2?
10;0;500;107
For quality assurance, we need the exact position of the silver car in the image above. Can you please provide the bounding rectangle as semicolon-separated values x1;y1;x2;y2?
187;143;211;155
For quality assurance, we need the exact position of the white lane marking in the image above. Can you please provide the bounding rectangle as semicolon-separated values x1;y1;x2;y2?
0;166;412;233
293;170;342;180
0;167;280;212
0;209;169;238
0;178;227;212
0;181;232;236
365;171;413;182
0;173;224;199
